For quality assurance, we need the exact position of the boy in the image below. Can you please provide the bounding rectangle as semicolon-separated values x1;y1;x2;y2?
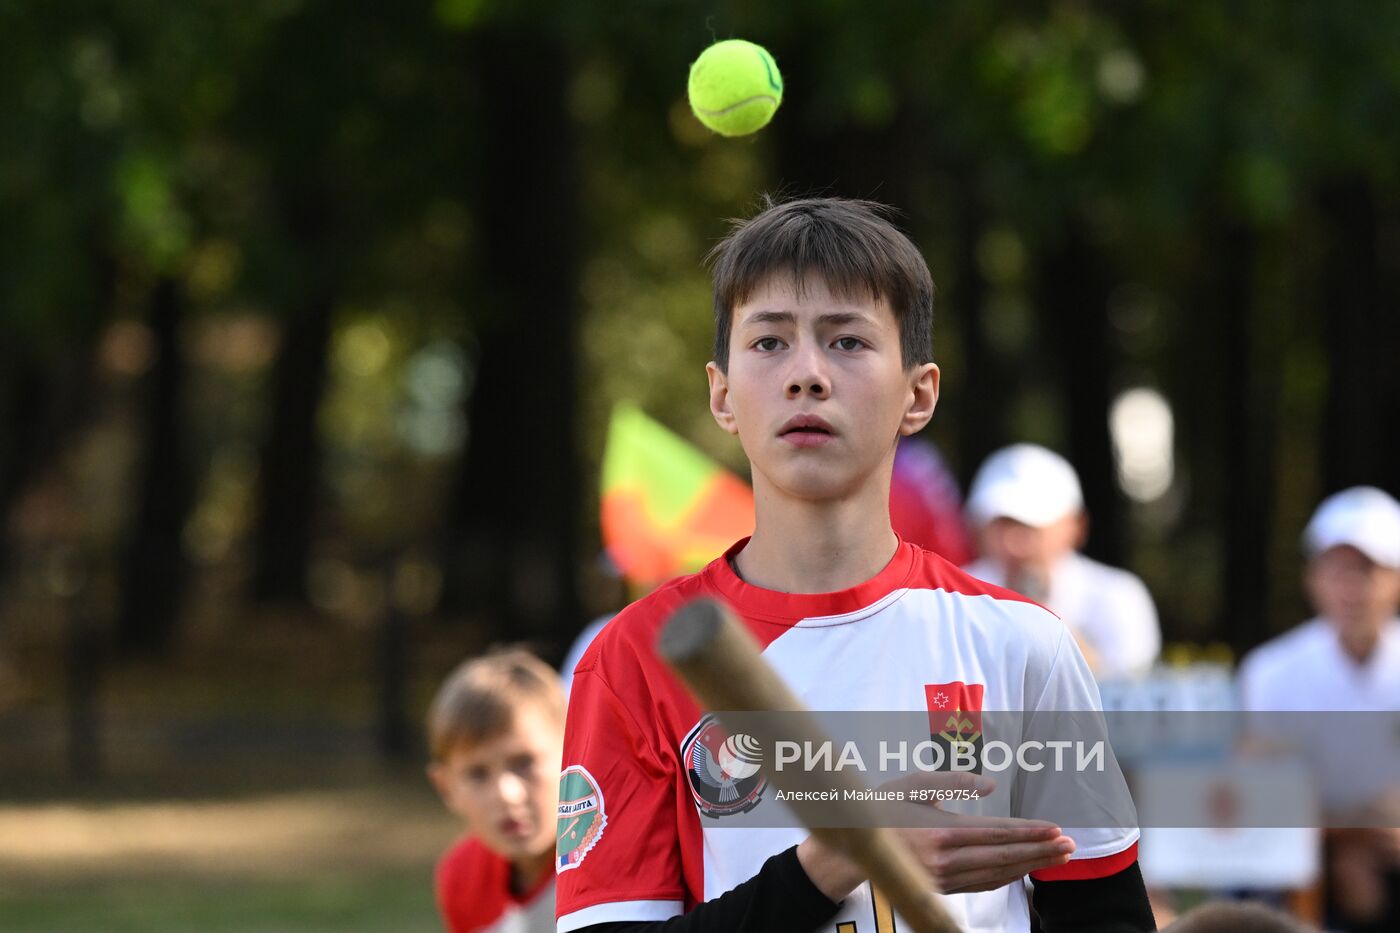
427;648;566;933
557;198;1154;932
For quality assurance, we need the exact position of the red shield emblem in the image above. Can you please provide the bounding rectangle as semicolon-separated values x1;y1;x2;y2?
925;681;985;771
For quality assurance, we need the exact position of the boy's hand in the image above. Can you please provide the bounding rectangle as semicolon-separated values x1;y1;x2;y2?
795;772;1075;902
890;816;1074;894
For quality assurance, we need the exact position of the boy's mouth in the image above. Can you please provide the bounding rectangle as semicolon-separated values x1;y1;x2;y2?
779;414;835;435
498;816;533;838
779;415;836;446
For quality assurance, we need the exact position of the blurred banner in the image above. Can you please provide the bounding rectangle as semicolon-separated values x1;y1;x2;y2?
600;403;754;589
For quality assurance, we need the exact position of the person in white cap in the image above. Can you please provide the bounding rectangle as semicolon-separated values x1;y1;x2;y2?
1237;486;1400;932
1239;486;1400;711
964;443;1162;680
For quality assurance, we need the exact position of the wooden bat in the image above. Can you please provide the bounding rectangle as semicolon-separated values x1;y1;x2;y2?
657;597;963;933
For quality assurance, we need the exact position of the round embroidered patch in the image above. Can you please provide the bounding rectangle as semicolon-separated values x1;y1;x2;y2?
556;765;606;872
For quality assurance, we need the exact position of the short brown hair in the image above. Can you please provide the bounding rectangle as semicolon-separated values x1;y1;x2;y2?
707;196;935;373
1164;901;1311;933
425;647;566;761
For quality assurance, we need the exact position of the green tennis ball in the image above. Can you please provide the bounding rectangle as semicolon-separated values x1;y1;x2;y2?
687;39;783;137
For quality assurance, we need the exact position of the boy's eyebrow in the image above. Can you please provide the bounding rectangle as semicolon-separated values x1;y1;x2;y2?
740;310;796;328
739;309;878;328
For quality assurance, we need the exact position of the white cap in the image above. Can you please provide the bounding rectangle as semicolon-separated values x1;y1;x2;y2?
1303;486;1400;569
966;444;1083;528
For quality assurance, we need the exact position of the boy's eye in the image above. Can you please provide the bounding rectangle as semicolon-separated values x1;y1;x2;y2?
752;337;784;352
834;336;866;351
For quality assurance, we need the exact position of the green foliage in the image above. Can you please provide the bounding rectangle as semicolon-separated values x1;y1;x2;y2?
4;0;1399;639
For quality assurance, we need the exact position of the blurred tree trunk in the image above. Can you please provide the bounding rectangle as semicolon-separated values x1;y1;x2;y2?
251;219;334;606
1211;223;1274;658
1038;222;1123;565
116;275;191;655
0;348;96;566
439;28;580;658
951;171;1002;481
0;346;47;573
0;241;111;586
1318;179;1400;496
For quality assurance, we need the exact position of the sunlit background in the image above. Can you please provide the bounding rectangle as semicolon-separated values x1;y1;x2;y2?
2;1;1399;929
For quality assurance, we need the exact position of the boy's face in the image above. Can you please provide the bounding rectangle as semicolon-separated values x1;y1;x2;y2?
1306;545;1400;632
428;704;563;866
706;275;938;503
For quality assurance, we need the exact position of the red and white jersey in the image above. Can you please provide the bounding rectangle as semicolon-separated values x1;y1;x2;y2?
437;836;555;933
556;538;1139;933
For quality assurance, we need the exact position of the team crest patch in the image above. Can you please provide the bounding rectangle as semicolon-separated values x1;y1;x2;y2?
926;681;985;773
681;715;767;818
556;765;606;872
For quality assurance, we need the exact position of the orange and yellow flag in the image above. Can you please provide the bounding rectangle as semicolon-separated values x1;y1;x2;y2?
600;403;754;589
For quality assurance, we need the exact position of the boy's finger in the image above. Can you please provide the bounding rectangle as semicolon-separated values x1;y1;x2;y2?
937;838;1073;876
944;855;1071;895
934;815;1064;842
939;846;1076;893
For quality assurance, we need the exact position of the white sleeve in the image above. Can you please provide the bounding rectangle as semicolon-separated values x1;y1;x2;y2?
1018;627;1141;872
1091;572;1161;680
1237;650;1264;711
1237;640;1293;713
1031;625;1106;710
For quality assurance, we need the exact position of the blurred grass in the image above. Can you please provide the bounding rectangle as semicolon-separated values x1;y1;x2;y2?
0;753;456;932
0;583;481;932
0;870;439;932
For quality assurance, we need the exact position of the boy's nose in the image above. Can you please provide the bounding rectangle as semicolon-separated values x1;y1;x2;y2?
496;772;529;805
785;346;831;398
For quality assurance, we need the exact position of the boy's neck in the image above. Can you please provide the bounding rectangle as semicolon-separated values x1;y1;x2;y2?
734;473;899;594
510;849;553;896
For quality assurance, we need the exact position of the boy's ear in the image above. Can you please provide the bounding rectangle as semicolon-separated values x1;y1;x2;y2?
427;762;453;806
899;362;940;436
706;361;739;435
